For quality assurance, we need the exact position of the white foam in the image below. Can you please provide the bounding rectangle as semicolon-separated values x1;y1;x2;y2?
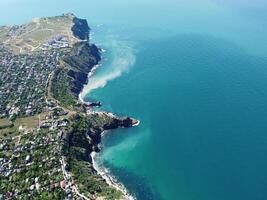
78;64;102;103
80;40;136;99
132;120;140;127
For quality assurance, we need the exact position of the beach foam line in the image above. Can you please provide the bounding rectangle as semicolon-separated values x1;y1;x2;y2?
91;151;136;200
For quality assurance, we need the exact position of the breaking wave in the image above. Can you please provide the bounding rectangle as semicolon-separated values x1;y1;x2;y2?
80;40;136;99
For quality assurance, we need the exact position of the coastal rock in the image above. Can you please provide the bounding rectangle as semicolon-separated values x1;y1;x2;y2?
62;112;138;177
63;42;101;98
102;116;138;129
71;16;90;41
87;112;137;129
121;117;139;127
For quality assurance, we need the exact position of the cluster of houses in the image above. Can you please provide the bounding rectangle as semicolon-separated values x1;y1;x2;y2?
0;39;85;198
6;25;24;37
40;118;69;129
0;132;59;176
41;35;70;50
0;117;74;199
39;104;69;129
0;45;68;119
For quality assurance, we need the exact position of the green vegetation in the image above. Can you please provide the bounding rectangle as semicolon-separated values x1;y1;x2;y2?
51;68;77;109
33;189;65;200
0;128;66;199
70;159;123;200
0;13;128;200
63;115;123;199
0;125;19;139
0;118;13;130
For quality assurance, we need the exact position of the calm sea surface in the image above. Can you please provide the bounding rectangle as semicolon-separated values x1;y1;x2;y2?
1;0;267;199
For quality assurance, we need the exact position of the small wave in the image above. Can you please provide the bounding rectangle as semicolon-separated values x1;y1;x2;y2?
80;40;136;99
91;151;136;200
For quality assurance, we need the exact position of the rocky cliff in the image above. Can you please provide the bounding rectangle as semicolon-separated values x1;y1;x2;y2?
50;14;138;199
71;17;90;41
63;42;101;97
61;112;138;199
50;19;101;106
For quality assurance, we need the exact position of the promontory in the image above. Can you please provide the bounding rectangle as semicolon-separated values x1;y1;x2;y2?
0;13;138;200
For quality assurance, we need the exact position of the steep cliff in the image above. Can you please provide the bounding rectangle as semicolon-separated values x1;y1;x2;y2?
51;27;101;106
63;42;101;97
61;112;138;199
71;17;90;41
49;14;138;199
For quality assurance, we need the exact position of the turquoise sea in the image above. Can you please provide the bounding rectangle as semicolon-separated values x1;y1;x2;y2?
1;0;267;199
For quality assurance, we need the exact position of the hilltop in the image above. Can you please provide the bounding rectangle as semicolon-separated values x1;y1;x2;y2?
0;13;89;54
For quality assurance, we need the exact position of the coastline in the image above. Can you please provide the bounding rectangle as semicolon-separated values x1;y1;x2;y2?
78;49;106;103
0;13;139;200
91;151;135;200
78;63;102;103
79;47;139;199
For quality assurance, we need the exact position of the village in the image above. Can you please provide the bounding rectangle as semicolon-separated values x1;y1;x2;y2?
0;13;127;199
0;97;87;199
0;34;89;199
0;38;70;120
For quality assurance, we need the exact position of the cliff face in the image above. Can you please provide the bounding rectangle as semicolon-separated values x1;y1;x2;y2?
71;17;90;41
86;112;138;151
63;42;101;98
64;112;138;156
61;112;137;199
51;14;138;199
50;15;101;107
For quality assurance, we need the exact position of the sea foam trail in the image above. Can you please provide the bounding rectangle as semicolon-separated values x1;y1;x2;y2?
80;40;136;99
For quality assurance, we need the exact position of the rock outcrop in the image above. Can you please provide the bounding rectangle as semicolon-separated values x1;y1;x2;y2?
71;16;90;41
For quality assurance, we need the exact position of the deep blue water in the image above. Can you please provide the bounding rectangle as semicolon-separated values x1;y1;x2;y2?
1;1;267;199
86;34;267;200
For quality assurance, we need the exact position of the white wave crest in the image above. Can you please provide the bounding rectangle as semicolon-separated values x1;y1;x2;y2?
80;40;136;99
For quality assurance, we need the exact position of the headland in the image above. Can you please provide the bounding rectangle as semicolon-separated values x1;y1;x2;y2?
0;13;138;200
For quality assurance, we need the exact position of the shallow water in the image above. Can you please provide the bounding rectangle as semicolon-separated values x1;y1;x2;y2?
2;1;267;199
